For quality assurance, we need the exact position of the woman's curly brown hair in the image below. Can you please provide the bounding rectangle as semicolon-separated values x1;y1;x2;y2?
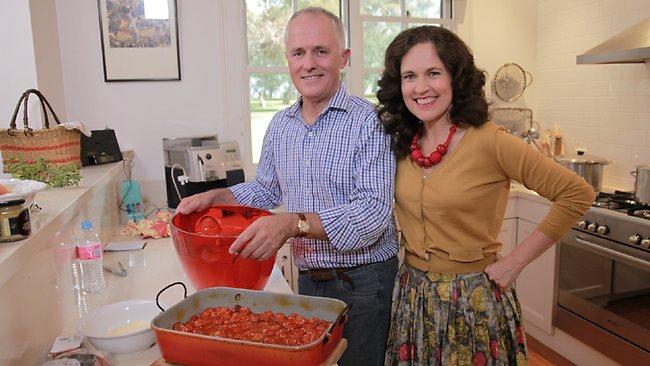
377;26;488;160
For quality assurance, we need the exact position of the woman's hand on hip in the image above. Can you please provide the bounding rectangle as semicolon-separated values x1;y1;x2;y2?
485;255;524;291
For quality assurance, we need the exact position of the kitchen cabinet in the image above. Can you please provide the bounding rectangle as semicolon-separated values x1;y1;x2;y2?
498;217;517;256
513;212;555;335
275;242;299;292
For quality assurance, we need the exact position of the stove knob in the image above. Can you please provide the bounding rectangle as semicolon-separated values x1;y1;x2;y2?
641;238;650;249
577;220;588;229
629;234;642;245
587;222;598;232
596;225;609;235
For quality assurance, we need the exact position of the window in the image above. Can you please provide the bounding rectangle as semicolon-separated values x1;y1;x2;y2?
245;0;453;163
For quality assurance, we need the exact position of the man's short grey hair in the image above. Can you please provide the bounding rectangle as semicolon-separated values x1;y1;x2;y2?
284;7;347;48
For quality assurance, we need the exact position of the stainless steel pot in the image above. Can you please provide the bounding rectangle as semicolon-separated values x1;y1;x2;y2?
554;151;610;192
632;164;650;205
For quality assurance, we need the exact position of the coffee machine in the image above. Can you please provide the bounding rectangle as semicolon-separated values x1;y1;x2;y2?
163;135;245;208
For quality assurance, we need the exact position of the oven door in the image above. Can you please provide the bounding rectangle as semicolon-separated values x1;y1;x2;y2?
557;230;650;354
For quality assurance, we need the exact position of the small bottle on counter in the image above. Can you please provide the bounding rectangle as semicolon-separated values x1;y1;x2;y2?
553;134;564;157
76;220;105;293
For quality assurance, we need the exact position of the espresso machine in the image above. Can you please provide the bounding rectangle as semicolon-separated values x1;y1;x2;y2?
163;135;245;208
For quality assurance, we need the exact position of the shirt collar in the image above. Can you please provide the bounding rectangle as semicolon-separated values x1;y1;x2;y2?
288;82;350;119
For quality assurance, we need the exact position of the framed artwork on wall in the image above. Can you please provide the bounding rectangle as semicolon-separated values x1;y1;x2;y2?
97;0;180;81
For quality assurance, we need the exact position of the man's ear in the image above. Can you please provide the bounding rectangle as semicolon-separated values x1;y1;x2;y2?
341;48;351;68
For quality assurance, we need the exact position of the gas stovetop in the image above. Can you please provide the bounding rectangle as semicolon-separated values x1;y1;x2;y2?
575;192;650;252
593;191;650;219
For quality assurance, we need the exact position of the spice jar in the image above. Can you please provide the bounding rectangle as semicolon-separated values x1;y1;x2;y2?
0;199;31;242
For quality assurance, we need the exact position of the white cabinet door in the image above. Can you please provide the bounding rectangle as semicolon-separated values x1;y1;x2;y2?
515;218;556;335
275;243;293;289
497;218;517;256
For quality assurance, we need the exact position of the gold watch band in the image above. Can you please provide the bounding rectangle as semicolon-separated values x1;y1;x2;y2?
296;212;309;237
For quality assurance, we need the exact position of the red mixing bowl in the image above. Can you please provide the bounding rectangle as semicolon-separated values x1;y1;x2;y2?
170;206;275;290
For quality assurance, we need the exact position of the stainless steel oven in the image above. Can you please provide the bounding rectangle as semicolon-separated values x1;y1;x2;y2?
555;200;650;366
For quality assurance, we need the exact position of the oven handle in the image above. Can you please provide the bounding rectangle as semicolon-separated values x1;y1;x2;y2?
574;237;650;270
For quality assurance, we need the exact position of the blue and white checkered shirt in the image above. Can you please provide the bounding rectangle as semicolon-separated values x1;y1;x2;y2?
230;83;398;270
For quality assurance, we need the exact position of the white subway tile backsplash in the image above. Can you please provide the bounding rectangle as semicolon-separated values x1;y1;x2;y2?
634;113;650;127
636;80;650;95
625;0;650;11
574;64;622;81
608;80;636;96
631;146;650;164
537;0;649;190
538;39;575;57
620;64;649;79
539;54;576;69
599;0;627;17
602;128;647;146
577;81;611;96
598;143;633;161
585;16;613;35
620;96;650;113
612;12;650;33
605;112;639;129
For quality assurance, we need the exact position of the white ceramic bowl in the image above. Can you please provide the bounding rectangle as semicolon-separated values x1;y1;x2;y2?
0;178;47;203
78;299;160;355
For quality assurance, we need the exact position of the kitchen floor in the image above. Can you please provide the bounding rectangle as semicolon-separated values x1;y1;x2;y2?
527;334;575;366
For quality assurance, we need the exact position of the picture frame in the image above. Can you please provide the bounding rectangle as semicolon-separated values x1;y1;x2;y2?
97;0;181;82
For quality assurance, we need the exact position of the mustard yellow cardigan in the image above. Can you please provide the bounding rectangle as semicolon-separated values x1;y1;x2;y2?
395;121;596;274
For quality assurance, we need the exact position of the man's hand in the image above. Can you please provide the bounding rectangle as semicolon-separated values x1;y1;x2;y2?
176;189;237;215
229;213;298;261
484;254;524;291
176;190;217;214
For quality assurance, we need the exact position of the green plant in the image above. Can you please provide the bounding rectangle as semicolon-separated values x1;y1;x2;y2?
8;157;81;187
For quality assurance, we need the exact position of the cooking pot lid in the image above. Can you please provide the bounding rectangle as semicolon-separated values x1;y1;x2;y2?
554;150;610;165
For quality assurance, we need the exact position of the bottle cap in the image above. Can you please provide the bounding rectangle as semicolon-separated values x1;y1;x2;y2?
81;220;93;230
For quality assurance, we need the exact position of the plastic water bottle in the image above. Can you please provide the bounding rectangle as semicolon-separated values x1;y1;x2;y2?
76;220;105;293
51;230;78;290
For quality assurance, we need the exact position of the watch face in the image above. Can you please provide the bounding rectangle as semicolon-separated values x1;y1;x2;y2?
298;220;309;233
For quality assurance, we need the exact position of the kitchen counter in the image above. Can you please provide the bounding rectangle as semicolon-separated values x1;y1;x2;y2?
0;161;126;365
0;161;123;288
66;235;292;365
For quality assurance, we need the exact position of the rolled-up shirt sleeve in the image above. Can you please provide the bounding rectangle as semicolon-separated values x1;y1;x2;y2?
318;115;396;252
229;122;282;210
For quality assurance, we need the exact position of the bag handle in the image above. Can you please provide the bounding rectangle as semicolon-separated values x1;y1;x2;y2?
8;89;63;136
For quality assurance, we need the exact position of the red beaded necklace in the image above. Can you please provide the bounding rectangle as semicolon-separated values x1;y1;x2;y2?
410;125;457;168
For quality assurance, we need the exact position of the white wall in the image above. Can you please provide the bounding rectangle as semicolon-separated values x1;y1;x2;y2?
54;0;250;205
456;0;538;111
0;1;39;134
536;0;650;190
30;0;68;122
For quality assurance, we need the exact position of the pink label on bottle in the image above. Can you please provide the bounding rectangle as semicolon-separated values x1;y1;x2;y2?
77;243;102;260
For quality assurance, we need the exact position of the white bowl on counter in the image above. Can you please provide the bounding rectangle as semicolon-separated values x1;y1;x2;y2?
78;299;160;356
0;178;47;203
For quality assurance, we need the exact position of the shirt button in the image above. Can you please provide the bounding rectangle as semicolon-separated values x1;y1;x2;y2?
307;132;313;137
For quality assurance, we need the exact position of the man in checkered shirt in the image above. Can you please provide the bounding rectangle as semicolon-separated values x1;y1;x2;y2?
178;7;398;366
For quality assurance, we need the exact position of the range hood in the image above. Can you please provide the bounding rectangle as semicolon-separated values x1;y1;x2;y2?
577;18;650;64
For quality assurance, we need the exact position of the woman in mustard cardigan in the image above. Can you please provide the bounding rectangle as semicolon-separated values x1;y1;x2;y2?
377;26;595;365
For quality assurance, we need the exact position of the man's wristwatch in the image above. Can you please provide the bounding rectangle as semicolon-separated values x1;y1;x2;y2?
296;213;310;237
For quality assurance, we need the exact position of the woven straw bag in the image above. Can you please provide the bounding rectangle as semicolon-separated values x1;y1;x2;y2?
0;89;81;173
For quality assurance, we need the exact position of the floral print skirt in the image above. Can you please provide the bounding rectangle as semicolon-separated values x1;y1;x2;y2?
384;264;528;366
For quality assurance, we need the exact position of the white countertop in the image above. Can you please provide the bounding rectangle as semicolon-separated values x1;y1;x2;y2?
65;235;292;365
0;162;123;288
